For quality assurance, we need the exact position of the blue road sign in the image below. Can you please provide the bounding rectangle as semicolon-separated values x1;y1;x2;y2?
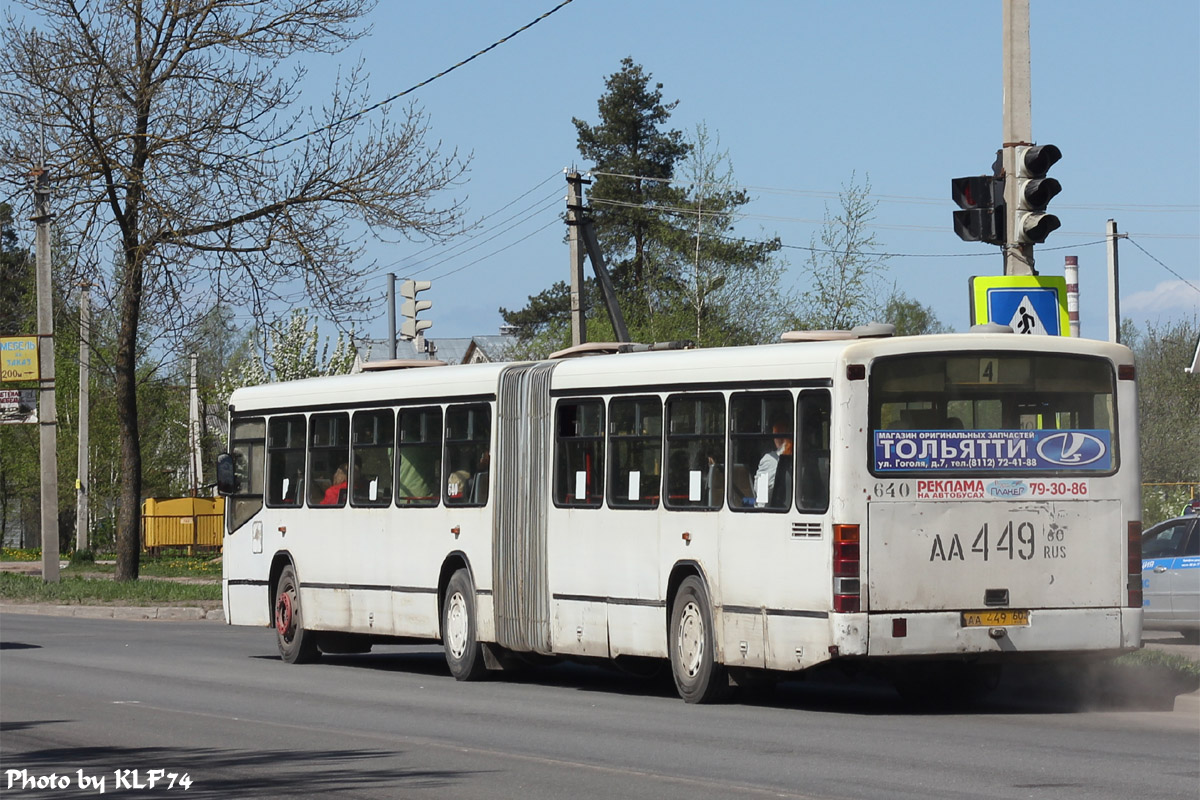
986;287;1062;335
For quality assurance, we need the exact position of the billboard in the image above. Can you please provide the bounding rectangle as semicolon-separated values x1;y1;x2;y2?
1;337;39;381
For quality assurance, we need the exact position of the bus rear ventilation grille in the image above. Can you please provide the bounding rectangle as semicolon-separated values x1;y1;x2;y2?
791;522;822;539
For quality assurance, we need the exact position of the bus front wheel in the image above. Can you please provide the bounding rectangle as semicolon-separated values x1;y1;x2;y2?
669;576;729;703
442;569;487;681
274;564;319;664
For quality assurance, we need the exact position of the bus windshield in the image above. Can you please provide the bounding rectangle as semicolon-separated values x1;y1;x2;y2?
868;352;1117;476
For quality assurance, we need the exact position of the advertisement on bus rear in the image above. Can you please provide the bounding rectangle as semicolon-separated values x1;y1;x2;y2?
873;429;1112;473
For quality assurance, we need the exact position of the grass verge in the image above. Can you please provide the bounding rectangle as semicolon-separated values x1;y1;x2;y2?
0;571;221;606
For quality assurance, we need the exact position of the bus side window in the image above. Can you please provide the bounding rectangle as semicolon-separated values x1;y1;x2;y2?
664;394;724;511
554;399;605;508
351;409;394;507
729;391;793;512
445;404;490;508
607;396;662;509
397;406;442;507
227;417;265;531
797;391;831;514
308;412;350;507
266;415;306;507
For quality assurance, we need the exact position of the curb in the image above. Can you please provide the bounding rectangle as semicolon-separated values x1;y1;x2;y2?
0;603;223;621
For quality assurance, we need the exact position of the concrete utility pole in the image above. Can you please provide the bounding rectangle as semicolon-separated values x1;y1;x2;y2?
188;353;202;495
1002;0;1035;276
33;163;60;581
76;284;90;552
1107;219;1124;343
387;273;397;359
566;171;587;347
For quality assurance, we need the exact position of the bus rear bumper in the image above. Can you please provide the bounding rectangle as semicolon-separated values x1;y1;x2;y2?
863;607;1143;658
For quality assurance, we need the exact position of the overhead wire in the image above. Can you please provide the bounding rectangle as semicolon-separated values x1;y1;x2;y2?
245;0;577;160
1125;237;1200;296
588;169;1200;215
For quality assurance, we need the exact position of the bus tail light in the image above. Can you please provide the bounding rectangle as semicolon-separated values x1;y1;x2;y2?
833;524;861;613
1127;521;1143;609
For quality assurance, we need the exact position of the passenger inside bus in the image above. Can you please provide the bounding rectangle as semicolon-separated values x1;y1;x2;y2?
753;421;793;508
320;464;348;505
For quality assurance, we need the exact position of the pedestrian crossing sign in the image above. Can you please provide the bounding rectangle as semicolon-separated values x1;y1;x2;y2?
969;275;1070;337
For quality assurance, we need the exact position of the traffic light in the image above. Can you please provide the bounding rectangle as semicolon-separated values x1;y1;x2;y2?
399;279;432;339
951;175;1004;245
1014;144;1062;244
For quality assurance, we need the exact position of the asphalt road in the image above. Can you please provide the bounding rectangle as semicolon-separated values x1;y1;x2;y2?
1;612;1197;800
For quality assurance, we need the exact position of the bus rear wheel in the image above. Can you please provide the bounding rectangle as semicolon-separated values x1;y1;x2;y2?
274;564;319;664
669;576;729;703
442;569;487;681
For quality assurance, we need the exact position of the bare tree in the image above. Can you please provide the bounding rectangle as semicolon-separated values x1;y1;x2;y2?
1;0;466;579
796;174;889;331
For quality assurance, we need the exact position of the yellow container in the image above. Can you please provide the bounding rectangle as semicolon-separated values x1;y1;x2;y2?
141;496;225;553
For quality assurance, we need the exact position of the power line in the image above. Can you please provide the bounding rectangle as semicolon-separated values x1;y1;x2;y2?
373;170;563;273
588;169;1200;214
427;217;561;281
409;195;562;277
248;0;577;159
1126;237;1200;296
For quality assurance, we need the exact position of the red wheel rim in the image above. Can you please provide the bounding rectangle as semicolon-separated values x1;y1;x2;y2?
275;589;294;636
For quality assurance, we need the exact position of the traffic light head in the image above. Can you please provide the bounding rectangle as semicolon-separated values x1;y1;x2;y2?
951;175;1004;245
398;278;432;340
1015;144;1062;244
400;279;432;300
400;318;433;338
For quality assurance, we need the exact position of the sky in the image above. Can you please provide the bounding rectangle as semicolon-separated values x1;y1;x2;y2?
318;0;1198;343
19;0;1200;345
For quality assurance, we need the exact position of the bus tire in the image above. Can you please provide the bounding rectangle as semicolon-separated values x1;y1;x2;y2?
442;569;487;681
274;564;319;664
669;576;729;703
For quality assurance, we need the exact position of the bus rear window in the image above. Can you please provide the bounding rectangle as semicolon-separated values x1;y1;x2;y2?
869;353;1117;475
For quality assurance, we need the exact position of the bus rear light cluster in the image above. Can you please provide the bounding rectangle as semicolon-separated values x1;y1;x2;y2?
1127;520;1143;609
833;524;861;613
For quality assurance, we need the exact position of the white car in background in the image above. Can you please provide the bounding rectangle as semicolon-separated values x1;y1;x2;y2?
1142;514;1200;643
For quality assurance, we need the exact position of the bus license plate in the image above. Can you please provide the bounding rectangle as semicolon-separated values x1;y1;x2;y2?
961;609;1029;627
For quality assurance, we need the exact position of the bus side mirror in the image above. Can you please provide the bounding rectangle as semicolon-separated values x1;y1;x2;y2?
215;452;239;496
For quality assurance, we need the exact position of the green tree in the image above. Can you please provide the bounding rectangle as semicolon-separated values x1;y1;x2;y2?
1124;317;1200;523
503;63;786;354
574;57;691;292
2;1;464;579
882;291;950;336
502;58;690;344
0;204;38;545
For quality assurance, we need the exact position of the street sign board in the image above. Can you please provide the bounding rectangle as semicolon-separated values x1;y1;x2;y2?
1;336;39;381
0;388;37;424
969;276;1070;336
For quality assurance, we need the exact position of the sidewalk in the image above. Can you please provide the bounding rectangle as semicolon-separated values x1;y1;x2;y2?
1;560;223;621
0;602;224;621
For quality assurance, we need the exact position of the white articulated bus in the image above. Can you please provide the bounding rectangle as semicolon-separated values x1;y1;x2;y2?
218;327;1143;703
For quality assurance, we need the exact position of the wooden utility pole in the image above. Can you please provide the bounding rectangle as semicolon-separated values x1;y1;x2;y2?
76;284;90;552
1002;0;1035;276
566;171;587;347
